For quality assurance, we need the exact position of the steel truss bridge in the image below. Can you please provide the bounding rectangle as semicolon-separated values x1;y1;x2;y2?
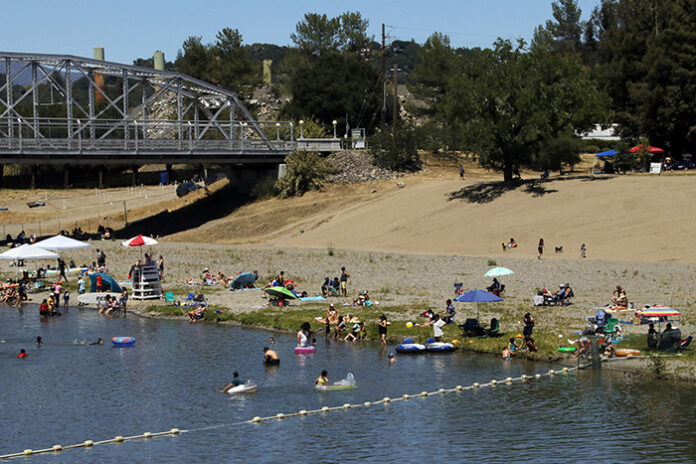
0;52;340;167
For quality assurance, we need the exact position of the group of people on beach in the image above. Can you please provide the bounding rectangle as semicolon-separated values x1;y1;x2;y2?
501;237;588;259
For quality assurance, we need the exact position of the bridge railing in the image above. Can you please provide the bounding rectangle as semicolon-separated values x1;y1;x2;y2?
0;117;297;153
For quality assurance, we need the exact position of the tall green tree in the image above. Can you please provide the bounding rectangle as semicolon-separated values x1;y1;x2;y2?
281;11;379;132
441;40;608;181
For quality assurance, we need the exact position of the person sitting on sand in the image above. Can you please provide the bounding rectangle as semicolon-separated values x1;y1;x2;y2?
551;284;572;305
508;238;517;249
333;316;347;339
508;337;519;355
188;305;206;322
331;277;340;293
315;370;329;386
217;271;227;284
522;335;538;352
105;295;120;315
345;322;365;342
612;285;628;308
321;277;331;297
263;347;280;365
326;304;339;325
487;278;501;293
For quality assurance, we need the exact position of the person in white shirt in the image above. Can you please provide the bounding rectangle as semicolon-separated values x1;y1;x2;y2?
432;314;446;342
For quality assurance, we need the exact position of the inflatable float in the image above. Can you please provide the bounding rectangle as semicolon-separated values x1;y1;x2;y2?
615;348;641;357
425;338;456;352
557;347;577;352
294;346;316;354
315;373;356;391
111;336;136;347
226;382;258;395
395;338;426;354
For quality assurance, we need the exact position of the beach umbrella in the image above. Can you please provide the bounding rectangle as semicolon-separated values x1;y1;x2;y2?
595;149;619;157
35;234;90;251
264;286;298;300
0;244;59;260
629;145;664;154
121;234;158;247
454;289;503;319
484;267;514;278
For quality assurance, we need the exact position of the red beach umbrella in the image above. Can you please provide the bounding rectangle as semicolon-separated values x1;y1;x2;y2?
629;145;664;154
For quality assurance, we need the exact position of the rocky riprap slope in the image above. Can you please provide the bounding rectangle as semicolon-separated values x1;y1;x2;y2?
327;150;400;184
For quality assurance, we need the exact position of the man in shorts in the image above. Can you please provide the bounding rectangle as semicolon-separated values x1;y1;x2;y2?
340;266;349;297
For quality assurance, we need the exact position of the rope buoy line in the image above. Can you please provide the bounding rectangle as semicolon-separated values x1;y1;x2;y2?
0;367;575;460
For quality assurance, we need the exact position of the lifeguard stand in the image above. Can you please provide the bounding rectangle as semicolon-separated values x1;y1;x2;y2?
131;263;162;300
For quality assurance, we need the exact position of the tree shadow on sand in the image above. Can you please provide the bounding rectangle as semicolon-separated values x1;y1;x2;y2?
448;175;613;204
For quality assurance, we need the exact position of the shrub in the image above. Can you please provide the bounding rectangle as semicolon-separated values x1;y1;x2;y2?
372;124;422;172
275;150;336;198
251;177;278;199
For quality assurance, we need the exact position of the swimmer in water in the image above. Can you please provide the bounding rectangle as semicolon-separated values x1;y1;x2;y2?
36;336;42;347
315;370;329;386
263;347;280;365
217;371;245;393
388;353;397;364
90;338;104;345
17;349;28;358
269;336;275;345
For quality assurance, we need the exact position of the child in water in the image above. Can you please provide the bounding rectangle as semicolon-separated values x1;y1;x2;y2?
315;370;329;385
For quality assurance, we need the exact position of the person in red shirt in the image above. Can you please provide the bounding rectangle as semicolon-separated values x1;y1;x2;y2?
17;349;28;358
39;299;50;316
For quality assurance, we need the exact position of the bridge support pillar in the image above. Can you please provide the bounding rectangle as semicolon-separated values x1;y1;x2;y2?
30;165;38;189
199;165;207;182
98;168;104;189
0;164;4;189
131;167;139;187
63;166;70;189
165;164;173;184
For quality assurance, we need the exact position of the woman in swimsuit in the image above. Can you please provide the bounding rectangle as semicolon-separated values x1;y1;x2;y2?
297;322;311;347
378;315;389;346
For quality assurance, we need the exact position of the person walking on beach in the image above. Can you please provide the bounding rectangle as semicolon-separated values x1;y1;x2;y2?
58;258;68;282
459;166;464;180
580;243;586;258
340;266;350;297
538;238;544;260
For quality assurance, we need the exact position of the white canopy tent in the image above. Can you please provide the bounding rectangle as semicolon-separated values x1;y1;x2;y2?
0;244;60;260
34;235;90;251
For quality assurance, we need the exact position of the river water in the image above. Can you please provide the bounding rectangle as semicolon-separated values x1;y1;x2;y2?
2;306;696;463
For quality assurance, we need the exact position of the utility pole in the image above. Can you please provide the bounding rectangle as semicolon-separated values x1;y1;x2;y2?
392;66;398;137
381;23;386;130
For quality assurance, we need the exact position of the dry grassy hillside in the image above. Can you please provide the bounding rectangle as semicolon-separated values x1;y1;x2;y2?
169;156;696;263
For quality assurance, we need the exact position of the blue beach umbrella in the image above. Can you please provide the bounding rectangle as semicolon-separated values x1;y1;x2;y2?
595;149;619;157
454;289;503;319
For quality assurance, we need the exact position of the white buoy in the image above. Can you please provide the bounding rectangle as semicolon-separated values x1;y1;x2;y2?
363;401;371;407
490;379;498;385
143;432;152;438
548;369;556;376
114;436;124;443
505;377;513;384
52;445;62;452
342;403;351;409
84;440;94;447
299;410;308;416
456;385;463;391
535;373;542;379
383;397;391;403
321;407;329;412
275;413;285;419
473;383;480;388
402;394;410;400
251;417;262;423
170;428;180;434
420;391;428;397
23;449;33;456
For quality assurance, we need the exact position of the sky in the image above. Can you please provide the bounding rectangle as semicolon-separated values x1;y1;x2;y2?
4;0;602;64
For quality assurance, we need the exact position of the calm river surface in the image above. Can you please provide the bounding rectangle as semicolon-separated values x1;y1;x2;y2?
2;306;696;463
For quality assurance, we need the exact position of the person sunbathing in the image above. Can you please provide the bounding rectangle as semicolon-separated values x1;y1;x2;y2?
612;285;628;308
218;271;227;284
188;306;206;322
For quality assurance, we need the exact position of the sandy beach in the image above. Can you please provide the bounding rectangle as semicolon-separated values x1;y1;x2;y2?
6;240;692;340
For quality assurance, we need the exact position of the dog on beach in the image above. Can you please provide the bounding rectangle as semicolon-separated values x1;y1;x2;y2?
555;246;564;253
